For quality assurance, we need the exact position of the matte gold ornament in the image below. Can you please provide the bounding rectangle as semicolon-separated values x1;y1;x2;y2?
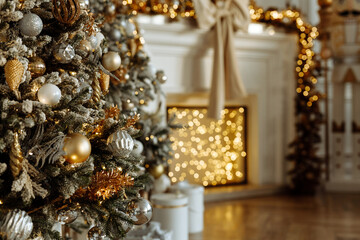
9;133;24;178
52;0;81;25
28;57;46;77
5;59;24;96
99;71;110;94
148;164;165;179
63;133;91;164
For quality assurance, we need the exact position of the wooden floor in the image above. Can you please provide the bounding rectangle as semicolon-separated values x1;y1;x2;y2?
190;193;360;240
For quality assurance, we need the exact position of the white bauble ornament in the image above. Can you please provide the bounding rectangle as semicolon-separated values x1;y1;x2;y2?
153;174;171;193
102;51;121;72
88;35;98;49
122;19;136;37
96;32;105;46
38;83;61;105
19;13;43;37
132;140;144;156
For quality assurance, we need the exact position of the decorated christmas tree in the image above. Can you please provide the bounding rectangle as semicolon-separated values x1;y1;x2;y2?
89;0;176;190
0;0;152;239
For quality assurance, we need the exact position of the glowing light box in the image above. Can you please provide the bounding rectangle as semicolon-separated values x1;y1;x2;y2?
167;106;247;186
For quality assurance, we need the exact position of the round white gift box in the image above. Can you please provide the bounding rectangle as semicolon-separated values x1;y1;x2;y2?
170;182;204;233
151;193;189;240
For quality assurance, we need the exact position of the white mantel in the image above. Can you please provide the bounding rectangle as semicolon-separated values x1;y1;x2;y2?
138;17;297;186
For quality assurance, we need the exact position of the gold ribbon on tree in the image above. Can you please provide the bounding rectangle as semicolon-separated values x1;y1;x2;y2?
193;0;249;119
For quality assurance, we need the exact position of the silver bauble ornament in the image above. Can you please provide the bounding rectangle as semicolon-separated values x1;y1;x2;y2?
131;198;153;225
56;209;78;224
19;13;43;37
102;51;121;72
108;29;122;42
156;70;167;84
104;3;116;15
107;130;134;158
87;226;108;240
54;44;75;63
0;209;33;240
121;19;136;37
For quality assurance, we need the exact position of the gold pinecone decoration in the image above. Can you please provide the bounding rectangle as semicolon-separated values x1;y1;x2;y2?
4;59;24;92
52;0;81;25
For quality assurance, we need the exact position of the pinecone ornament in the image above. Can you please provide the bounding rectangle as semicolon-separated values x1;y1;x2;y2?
0;209;33;240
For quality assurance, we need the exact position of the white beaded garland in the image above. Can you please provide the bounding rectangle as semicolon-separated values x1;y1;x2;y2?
102;51;121;72
19;13;43;37
38;83;62;105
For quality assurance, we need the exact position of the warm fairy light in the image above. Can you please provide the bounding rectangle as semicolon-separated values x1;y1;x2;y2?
167;107;247;186
248;3;320;108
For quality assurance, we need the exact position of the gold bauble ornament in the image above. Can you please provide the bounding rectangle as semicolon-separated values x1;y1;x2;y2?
148;164;165;179
102;51;121;72
77;39;92;55
63;133;91;164
52;0;81;25
5;59;24;91
318;0;332;7
28;56;46;77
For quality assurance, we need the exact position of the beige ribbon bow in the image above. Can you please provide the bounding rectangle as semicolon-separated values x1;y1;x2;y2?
193;0;249;119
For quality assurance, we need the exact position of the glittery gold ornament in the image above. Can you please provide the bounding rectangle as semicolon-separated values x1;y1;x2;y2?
99;71;110;94
5;59;23;94
111;65;128;85
148;164;165;179
52;0;81;25
28;57;46;77
63;133;91;164
10;133;24;178
91;78;101;103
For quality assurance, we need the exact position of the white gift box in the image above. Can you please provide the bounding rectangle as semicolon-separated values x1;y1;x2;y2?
125;221;172;240
151;193;188;240
170;181;204;233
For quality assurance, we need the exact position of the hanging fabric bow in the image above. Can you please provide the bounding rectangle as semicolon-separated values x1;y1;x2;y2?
193;0;250;119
